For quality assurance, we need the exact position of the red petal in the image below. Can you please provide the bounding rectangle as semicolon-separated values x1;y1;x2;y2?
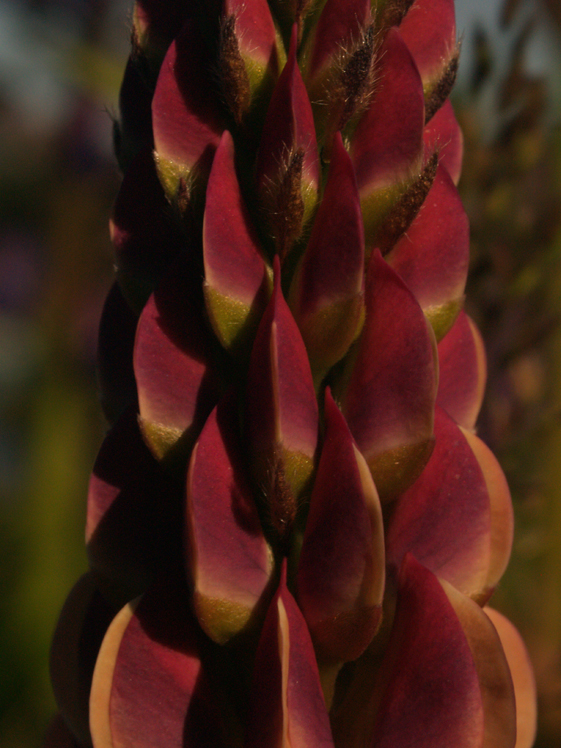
305;0;371;82
400;0;456;87
386;163;469;339
203;131;271;352
386;406;513;601
437;311;487;430
423;99;463;184
186;391;273;644
339;250;437;499
246;564;335;748
90;578;229;748
289;132;365;378
297;389;384;662
86;407;180;603
351;27;424;203
225;0;280;71
485;608;538;748
152;21;224;199
134;255;223;461
386;407;492;598
256;25;320;195
370;556;484;748
246;257;318;498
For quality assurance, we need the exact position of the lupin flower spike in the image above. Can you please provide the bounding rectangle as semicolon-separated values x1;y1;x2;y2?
48;1;538;747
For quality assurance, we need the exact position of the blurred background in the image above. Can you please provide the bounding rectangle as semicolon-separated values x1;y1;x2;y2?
0;0;560;746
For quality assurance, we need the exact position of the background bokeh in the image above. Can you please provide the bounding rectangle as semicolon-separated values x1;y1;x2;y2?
0;1;560;746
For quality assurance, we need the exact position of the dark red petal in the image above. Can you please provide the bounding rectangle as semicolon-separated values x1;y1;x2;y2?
297;389;384;663
246;564;335;748
289;132;365;378
86;407;180;603
134;254;222;461
400;0;456;87
351;27;424;240
224;0;280;71
186;391;273;644
423;99;463;184
256;24;320;195
305;0;371;82
339;250;437;499
246;257;318;499
387;163;469;339
437;310;487;430
90;578;230;748
203;131;271;352
152;21;224;200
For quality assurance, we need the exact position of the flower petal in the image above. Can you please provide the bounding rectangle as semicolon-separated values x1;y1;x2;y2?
152;21;224;202
246;564;335;748
186;391;273;644
203;131;272;355
386;163;469;340
386;406;512;600
297;389;384;663
339;250;437;499
90;578;231;748
350;27;425;245
289;132;365;381
437;310;487;430
246;257;318;507
423;99;463;185
50;574;114;747
485;608;538;748
134;254;223;462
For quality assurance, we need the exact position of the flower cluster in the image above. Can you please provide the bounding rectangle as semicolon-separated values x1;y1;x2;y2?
48;1;537;746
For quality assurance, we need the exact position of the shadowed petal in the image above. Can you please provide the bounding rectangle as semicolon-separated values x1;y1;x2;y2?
87;407;181;604
186;391;273;644
246;564;335;748
152;21;224;202
134;254;223;461
50;574;114;747
297;389;384;663
437;310;487;430
90;578;231;748
386;163;469;340
339;250;437;499
485;608;538;748
203;131;272;354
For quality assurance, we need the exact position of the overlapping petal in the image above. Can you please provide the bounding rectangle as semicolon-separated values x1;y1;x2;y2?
246;564;335;748
134;254;223;462
297;389;384;664
185;391;274;644
246;258;318;509
289;132;365;381
385;406;513;601
338;250;437;499
203;131;272;355
90;577;232;748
